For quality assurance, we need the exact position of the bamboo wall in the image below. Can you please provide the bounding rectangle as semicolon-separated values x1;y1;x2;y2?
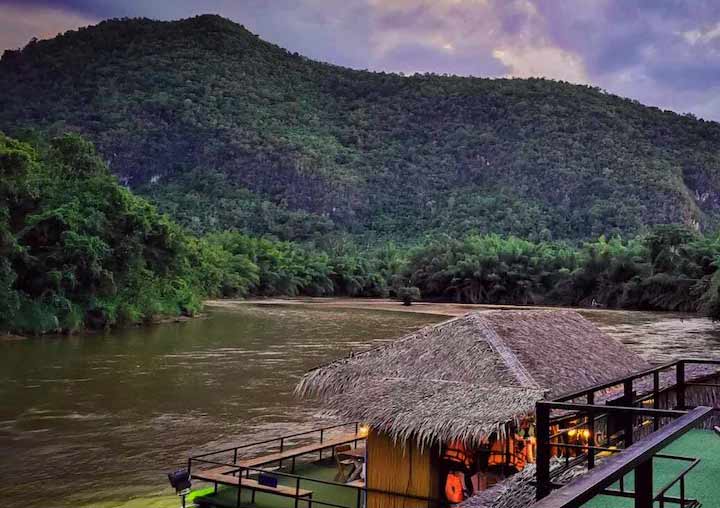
366;430;439;508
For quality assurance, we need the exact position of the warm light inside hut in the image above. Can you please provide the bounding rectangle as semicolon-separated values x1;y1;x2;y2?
358;424;369;437
438;421;538;502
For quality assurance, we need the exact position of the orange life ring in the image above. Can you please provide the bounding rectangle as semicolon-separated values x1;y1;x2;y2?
445;471;465;503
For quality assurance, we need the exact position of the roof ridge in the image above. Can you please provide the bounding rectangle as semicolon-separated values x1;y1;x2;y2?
472;315;542;390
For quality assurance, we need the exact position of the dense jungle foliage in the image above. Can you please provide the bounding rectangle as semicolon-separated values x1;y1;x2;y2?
3;130;720;335
0;132;214;334
3;15;720;242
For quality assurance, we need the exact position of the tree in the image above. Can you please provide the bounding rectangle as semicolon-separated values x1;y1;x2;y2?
397;286;421;306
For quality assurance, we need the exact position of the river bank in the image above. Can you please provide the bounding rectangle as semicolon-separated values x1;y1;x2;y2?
2;296;705;342
205;297;675;318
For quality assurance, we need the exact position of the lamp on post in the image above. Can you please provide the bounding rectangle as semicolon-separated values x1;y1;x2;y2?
168;469;192;508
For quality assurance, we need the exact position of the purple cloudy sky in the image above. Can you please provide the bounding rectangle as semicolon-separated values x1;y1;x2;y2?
2;0;720;120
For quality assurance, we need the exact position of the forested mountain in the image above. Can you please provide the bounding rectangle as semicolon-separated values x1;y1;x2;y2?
3;14;720;241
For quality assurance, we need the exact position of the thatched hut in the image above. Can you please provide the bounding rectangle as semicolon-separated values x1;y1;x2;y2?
296;310;649;508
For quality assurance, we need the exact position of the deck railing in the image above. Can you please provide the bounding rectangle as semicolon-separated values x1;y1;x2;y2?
189;460;444;508
534;358;720;507
189;421;361;471
187;421;445;508
533;406;711;508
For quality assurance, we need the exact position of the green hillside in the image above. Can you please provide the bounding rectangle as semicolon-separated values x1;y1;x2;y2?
4;129;720;334
2;14;720;241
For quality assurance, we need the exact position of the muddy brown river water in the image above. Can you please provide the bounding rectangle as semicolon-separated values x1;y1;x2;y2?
1;301;719;508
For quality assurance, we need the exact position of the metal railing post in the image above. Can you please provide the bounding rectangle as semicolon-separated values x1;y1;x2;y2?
680;475;685;505
587;392;595;469
653;370;660;431
536;402;551;500
624;379;634;448
295;478;301;508
635;458;653;508
676;361;686;410
280;437;285;468
237;470;243;508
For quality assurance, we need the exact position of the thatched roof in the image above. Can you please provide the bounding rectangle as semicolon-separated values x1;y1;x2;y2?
297;310;650;446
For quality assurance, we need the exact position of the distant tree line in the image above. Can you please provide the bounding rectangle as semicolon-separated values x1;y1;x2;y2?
3;132;720;335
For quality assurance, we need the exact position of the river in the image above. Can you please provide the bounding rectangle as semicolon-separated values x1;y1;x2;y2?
1;301;719;508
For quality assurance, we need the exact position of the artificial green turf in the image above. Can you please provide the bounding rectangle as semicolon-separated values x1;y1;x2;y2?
582;429;720;507
192;460;360;508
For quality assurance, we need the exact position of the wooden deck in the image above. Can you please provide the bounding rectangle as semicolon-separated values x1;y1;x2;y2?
193;431;366;482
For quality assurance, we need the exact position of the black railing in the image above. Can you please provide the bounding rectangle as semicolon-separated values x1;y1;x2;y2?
187;421;445;508
533;406;711;508
190;460;444;508
534;358;720;507
189;421;360;471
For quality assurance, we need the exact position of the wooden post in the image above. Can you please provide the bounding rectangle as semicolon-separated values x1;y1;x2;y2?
624;379;634;448
676;361;686;410
536;402;551;500
587;392;595;469
634;458;653;508
653;371;660;431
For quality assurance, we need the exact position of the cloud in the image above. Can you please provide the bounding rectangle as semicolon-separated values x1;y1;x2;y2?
493;46;588;83
0;3;98;52
2;0;720;120
681;22;720;45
